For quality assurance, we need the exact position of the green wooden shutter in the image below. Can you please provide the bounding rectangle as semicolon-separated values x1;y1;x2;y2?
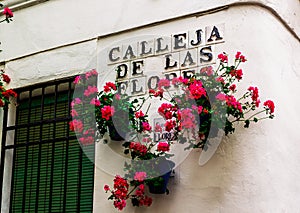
10;90;94;213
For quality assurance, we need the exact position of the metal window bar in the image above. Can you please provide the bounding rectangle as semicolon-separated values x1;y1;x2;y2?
63;81;72;213
21;89;32;212
0;105;9;211
8;92;20;212
48;84;57;212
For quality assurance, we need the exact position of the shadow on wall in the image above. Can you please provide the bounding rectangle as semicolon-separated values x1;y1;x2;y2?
131;132;247;213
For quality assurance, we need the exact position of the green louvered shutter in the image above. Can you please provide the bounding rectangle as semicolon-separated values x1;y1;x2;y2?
9;84;94;213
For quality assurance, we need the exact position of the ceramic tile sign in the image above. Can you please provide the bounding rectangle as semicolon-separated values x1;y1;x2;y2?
153;117;177;142
103;23;225;96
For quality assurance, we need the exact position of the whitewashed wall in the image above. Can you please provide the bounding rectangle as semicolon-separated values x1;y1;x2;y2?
0;0;299;212
0;0;299;63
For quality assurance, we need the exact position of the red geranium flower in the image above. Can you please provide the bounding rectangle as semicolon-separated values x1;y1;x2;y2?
103;82;117;92
235;51;247;62
2;89;17;98
142;122;151;131
104;185;110;192
229;84;236;91
248;86;259;101
135;110;144;118
2;74;11;83
3;7;13;18
264;100;275;114
114;200;126;211
129;142;147;155
101;105;115;120
164;119;176;132
218;53;228;62
157;142;170;152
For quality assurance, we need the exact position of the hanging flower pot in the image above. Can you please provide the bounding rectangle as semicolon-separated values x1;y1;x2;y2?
147;171;172;194
107;121;126;141
146;159;175;194
108;108;131;141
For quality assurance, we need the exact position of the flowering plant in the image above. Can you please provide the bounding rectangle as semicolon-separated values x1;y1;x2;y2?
146;51;275;150
71;71;174;210
0;4;13;23
1;4;13;53
103;153;174;210
94;79;130;140
0;69;17;107
0;5;16;107
70;70;99;145
70;52;275;210
104;173;153;211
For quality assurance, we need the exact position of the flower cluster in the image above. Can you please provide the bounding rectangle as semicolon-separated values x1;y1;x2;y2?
145;52;275;149
102;114;174;210
263;100;275;114
103;117;173;210
69;69;98;146
123;138;173;160
1;4;14;53
0;5;13;24
101;105;115;121
0;70;17;107
104;173;153;211
104;175;129;211
157;142;170;152
93;79;133;140
0;5;16;106
129;142;148;156
70;69;154;144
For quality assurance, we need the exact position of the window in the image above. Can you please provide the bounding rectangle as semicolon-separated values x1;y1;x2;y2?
0;77;95;213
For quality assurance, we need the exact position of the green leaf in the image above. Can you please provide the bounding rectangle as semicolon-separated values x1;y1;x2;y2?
244;120;250;128
166;188;170;195
122;141;131;148
253;117;258;122
131;198;140;206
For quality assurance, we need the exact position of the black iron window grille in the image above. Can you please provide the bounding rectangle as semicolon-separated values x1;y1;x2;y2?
0;77;95;213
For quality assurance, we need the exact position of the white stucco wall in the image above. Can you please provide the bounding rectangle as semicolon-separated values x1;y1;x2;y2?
0;0;299;62
0;0;299;212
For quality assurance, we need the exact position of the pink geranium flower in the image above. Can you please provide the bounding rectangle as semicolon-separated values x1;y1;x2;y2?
134;172;147;182
142;122;151;131
101;106;115;120
90;98;100;106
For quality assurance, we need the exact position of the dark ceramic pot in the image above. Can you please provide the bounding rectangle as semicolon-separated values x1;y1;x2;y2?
108;109;130;141
147;160;175;194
